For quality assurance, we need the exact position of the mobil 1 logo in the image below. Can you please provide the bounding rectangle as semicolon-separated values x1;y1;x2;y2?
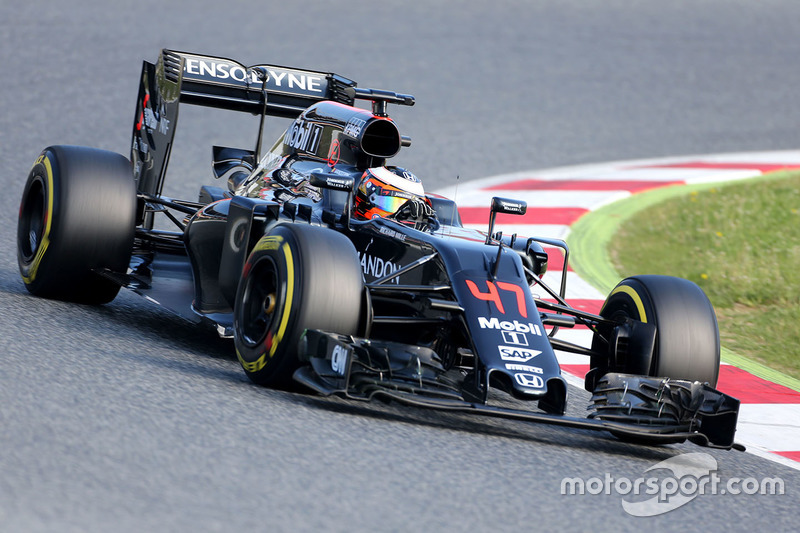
477;316;543;336
478;315;542;351
284;119;323;154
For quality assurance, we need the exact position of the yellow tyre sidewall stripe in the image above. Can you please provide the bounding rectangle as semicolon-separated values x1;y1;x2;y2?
270;242;294;357
22;155;54;285
237;238;295;374
609;284;648;323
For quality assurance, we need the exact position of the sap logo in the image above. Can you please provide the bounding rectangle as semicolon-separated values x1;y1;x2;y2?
477;317;542;335
498;345;541;363
505;363;543;374
331;345;349;376
514;373;544;389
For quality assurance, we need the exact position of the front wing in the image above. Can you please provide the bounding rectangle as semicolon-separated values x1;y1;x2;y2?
295;330;744;450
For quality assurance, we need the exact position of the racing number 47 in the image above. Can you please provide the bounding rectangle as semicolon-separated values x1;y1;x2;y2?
465;280;528;318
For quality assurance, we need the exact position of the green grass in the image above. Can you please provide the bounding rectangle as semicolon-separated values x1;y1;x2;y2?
608;171;800;380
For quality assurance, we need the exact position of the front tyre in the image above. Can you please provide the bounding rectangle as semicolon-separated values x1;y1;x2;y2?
591;275;720;387
233;223;364;388
17;146;136;304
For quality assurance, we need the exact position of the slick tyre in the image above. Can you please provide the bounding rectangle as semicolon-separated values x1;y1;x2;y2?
233;223;364;388
17;146;136;304
593;275;720;386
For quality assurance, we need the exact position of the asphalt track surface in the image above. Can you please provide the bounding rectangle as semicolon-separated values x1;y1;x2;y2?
1;1;798;531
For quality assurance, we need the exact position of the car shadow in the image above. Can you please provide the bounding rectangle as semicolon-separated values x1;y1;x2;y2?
2;273;696;461
290;388;689;462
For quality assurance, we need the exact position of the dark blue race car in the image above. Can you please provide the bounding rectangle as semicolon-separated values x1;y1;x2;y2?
17;50;743;450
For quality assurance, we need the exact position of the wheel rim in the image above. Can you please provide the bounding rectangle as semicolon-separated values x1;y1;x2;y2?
239;256;280;348
18;176;46;263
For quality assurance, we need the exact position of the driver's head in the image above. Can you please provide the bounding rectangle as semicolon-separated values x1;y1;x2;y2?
353;166;425;220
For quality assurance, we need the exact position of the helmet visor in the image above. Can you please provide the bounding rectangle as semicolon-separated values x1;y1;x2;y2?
369;190;413;215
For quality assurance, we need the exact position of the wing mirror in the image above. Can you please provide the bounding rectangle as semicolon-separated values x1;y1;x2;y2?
308;171;355;192
486;196;527;244
309;171;356;230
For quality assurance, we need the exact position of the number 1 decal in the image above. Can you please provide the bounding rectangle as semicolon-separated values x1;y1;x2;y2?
465;280;528;318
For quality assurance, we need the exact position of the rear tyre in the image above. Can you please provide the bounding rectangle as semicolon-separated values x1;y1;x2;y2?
591;275;720;386
17;146;136;304
233;223;364;388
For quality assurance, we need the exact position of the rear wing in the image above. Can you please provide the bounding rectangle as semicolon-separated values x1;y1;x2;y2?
131;49;358;197
169;50;358;116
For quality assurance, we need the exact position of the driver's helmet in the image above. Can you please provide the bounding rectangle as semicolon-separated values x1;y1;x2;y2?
353;166;426;220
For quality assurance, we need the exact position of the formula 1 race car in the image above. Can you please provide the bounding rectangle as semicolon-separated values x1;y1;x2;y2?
17;50;742;450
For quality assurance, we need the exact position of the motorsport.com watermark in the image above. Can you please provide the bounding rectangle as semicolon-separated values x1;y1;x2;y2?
560;452;785;517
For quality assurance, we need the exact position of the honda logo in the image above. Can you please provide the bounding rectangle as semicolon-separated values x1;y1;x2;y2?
514;373;544;389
